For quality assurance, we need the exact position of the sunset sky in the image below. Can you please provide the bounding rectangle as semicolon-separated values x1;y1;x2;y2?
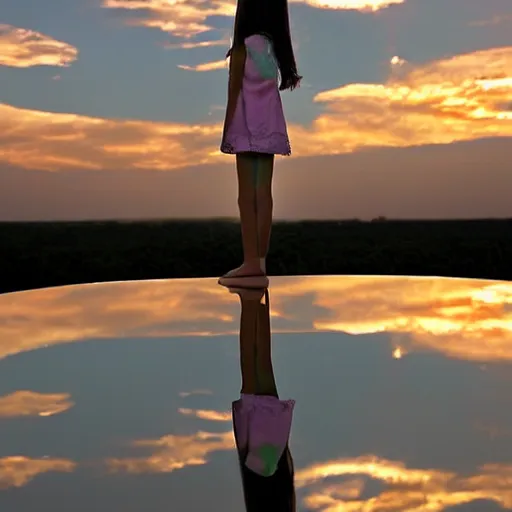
1;0;511;221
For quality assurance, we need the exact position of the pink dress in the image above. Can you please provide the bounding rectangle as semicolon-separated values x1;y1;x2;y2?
220;34;291;156
232;393;295;477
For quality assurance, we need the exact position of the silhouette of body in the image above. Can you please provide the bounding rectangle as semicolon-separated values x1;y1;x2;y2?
228;287;296;511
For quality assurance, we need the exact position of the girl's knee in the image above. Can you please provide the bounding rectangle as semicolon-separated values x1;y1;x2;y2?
256;189;273;206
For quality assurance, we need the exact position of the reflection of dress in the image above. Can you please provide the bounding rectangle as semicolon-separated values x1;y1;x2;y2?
232;393;295;476
220;34;291;156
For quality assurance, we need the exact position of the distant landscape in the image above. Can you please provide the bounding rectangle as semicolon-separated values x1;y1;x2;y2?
1;218;511;294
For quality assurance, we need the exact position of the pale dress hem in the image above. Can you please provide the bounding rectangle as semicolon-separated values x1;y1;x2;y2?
221;133;291;156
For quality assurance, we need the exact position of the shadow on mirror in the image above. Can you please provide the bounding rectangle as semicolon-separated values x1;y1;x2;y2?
228;286;296;511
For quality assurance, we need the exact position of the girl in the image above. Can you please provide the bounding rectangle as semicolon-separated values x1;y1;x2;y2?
219;0;301;284
229;286;296;511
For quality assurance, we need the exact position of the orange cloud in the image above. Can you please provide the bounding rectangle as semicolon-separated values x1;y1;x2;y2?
106;430;234;474
178;408;231;421
178;59;228;72
0;24;78;68
1;46;511;171
0;456;76;489
0;103;221;172
289;0;405;10
0;390;74;418
102;0;235;39
102;0;405;44
296;455;512;511
165;39;230;50
102;0;404;72
1;276;511;365
309;46;512;154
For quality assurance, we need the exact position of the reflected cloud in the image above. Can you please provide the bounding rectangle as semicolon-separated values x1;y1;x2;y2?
0;278;230;360
296;455;512;511
0;456;76;489
0;276;511;364
274;277;512;363
179;408;231;421
0;24;78;68
106;430;234;474
0;391;74;418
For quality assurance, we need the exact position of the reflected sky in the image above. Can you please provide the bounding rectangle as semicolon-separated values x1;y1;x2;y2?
0;275;512;510
1;276;511;362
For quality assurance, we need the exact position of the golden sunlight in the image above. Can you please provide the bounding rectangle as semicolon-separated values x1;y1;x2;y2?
392;347;403;359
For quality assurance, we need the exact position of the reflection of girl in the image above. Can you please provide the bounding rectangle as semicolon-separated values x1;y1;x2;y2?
219;0;301;282
229;287;296;511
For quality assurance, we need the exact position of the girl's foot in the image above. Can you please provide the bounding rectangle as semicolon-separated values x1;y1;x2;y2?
221;261;265;279
218;274;269;289
228;287;266;301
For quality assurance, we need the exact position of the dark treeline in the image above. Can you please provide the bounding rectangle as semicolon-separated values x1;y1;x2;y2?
1;219;511;294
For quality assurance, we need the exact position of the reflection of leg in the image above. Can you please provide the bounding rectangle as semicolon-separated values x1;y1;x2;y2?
254;295;278;397
238;294;260;395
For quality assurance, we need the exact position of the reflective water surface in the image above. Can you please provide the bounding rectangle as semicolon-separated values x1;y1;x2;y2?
1;275;512;511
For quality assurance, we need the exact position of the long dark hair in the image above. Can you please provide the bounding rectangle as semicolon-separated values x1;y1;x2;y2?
233;405;296;511
237;446;296;511
230;0;302;91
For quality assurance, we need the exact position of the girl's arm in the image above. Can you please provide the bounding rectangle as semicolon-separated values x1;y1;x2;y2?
223;45;246;133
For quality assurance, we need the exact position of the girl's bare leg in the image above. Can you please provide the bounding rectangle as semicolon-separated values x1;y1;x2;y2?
255;154;274;272
222;153;269;278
